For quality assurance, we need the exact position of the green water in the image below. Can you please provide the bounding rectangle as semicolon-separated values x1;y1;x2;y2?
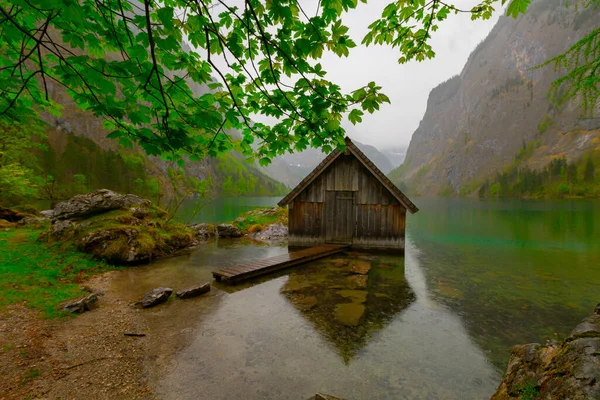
107;198;600;399
175;196;282;224
408;198;600;370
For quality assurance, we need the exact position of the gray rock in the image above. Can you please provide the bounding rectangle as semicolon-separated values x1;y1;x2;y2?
492;305;600;399
40;209;54;219
63;293;99;314
216;223;242;238
17;216;44;226
176;283;211;299
189;223;216;239
314;393;344;400
250;223;288;242
139;287;173;308
80;227;150;264
52;220;73;235
51;189;151;221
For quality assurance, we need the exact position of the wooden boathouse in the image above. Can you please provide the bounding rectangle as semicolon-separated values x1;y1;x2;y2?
278;137;418;252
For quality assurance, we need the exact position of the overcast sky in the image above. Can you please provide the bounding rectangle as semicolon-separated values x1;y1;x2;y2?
309;0;504;149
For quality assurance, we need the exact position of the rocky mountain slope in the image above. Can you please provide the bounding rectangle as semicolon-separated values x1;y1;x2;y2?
389;0;600;196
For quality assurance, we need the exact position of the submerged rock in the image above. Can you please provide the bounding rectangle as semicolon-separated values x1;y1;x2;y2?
346;275;368;289
349;260;371;275
51;189;151;221
330;258;350;268
288;294;318;311
216;223;242;238
189;223;216;239
63;293;99;314
139;288;173;308
334;303;365;326
492;304;600;399
176;283;211;299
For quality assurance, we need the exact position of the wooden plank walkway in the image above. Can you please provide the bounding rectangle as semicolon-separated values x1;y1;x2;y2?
212;244;348;284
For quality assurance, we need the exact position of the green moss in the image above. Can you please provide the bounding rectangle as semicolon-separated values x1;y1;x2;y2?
232;207;288;233
0;227;117;318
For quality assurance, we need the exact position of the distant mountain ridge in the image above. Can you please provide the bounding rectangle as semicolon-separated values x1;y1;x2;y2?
389;0;600;196
262;140;395;187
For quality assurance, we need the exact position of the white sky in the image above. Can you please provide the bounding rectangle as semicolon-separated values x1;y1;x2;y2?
314;0;504;149
205;0;504;150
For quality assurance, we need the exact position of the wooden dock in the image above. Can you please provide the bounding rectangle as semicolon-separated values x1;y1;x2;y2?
212;244;348;284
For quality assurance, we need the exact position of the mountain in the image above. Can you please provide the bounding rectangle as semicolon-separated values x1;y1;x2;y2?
389;0;600;196
262;140;395;187
27;75;288;202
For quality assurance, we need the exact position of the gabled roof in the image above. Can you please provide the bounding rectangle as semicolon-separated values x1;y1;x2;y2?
278;137;418;214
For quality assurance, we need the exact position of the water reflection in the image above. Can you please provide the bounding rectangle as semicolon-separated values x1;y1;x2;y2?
407;198;600;371
280;253;415;363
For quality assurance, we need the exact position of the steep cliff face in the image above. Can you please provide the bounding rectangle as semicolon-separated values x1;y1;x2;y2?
390;0;600;195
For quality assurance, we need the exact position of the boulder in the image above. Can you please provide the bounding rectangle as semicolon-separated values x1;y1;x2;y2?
79;227;152;264
139;287;173;308
176;283;211;299
288;294;318;311
189;223;216;239
216;223;242;238
40;209;55;219
51;189;151;221
63;293;99;314
250;223;288;242
492;304;600;399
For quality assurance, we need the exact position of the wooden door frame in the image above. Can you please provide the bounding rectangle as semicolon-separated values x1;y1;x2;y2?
325;190;355;244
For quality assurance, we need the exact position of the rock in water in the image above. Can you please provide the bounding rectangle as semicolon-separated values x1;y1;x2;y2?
189;223;216;239
349;260;371;275
492;305;600;399
250;223;288;241
139;288;173;308
51;189;151;221
176;283;211;299
315;394;344;400
216;223;242;238
63;293;99;314
346;275;368;289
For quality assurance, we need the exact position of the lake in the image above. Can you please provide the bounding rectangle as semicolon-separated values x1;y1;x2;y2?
175;196;282;224
111;197;600;399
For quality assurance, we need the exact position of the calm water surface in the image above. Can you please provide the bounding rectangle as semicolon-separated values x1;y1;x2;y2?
111;198;600;399
175;196;282;224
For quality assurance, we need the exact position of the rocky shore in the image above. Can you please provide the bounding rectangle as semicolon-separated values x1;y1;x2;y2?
492;304;600;399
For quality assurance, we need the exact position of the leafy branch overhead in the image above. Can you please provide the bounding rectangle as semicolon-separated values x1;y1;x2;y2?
0;0;597;164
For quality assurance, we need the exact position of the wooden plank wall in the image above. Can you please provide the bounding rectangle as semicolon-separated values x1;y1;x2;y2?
289;153;407;250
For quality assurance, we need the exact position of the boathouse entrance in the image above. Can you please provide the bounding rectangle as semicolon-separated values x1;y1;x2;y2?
325;190;355;245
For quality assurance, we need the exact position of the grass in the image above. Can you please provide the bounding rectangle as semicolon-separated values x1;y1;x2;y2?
0;227;117;318
516;380;539;400
232;207;288;233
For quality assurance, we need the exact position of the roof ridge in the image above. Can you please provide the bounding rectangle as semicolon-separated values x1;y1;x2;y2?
277;137;418;214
